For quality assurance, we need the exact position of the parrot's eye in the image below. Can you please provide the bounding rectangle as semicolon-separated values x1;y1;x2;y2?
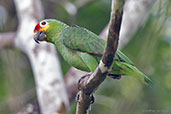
40;21;48;27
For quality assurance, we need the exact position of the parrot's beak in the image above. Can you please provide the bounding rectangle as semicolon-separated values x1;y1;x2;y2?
33;31;47;44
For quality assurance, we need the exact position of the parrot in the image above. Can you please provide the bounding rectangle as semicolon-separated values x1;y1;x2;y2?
33;19;152;86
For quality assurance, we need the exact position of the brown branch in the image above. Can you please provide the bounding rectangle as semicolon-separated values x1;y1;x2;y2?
76;0;125;114
0;32;15;48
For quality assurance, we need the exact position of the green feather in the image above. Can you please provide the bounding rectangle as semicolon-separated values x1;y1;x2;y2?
44;19;152;86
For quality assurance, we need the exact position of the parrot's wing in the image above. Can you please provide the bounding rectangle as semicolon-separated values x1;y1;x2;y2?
62;26;105;55
115;50;134;65
62;26;134;65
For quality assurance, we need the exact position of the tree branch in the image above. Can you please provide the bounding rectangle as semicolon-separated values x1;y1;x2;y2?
76;0;125;114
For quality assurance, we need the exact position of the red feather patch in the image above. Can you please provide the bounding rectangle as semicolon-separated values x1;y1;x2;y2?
92;51;99;54
91;51;103;56
34;23;40;32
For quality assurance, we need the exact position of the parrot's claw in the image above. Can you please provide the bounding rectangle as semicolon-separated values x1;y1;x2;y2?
76;74;95;105
77;74;91;90
90;94;95;104
75;91;81;102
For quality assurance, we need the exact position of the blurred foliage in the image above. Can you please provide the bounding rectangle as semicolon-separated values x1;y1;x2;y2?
0;0;171;114
76;1;110;34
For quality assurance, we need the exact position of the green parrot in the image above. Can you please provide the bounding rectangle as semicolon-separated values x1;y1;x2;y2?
33;19;152;86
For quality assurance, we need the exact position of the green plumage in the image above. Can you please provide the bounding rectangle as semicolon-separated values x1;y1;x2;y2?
45;19;152;86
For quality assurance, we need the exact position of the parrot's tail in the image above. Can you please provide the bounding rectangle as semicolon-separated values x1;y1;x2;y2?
128;65;152;86
115;61;152;86
136;71;152;86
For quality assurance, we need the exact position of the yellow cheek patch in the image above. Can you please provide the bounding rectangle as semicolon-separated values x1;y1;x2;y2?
39;24;49;32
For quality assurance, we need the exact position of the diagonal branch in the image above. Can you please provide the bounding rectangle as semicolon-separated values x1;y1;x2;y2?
76;0;125;114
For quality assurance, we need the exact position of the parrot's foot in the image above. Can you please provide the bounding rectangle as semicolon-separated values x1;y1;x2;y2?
108;74;121;80
76;73;95;105
75;91;80;102
77;74;91;90
90;94;95;104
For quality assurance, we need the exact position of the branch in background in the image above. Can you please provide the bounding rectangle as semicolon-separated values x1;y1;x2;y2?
119;0;156;49
99;24;108;40
16;100;40;114
65;67;87;103
99;0;157;49
76;0;125;114
0;0;69;113
13;0;69;113
0;32;15;48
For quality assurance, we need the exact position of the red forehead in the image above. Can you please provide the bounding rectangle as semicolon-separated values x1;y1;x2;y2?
34;23;40;32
